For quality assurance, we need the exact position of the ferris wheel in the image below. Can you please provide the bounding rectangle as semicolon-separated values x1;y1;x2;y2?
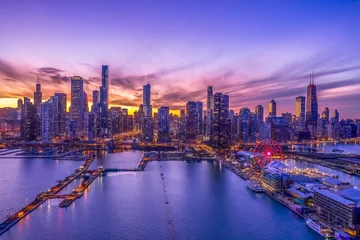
253;140;283;167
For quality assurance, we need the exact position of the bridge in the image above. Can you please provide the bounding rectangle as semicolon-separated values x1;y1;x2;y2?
104;168;143;172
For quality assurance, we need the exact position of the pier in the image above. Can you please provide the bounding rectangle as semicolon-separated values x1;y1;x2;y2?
0;156;96;235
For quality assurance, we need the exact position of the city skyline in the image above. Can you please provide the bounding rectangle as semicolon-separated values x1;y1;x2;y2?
1;1;360;117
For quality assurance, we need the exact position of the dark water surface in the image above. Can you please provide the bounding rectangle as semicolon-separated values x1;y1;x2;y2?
1;149;342;239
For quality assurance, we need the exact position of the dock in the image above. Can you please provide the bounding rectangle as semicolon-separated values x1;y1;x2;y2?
0;156;95;235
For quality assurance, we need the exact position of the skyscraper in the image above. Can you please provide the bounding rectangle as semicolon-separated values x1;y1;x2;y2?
255;105;264;134
41;99;55;142
269;100;276;117
158;106;170;142
34;78;42;115
100;65;109;135
186;101;197;139
143;83;152;117
333;110;339;123
206;86;213;137
195;102;203;135
54;93;67;136
92;90;99;110
211;93;230;148
306;73;318;137
17;98;23;110
322;107;330;123
296;96;305;120
70;76;84;134
239;107;250;143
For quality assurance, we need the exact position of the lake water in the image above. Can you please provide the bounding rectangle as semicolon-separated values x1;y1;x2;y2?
3;146;359;239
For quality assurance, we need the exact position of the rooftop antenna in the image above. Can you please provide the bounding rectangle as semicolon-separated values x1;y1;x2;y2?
313;71;315;84
37;75;40;84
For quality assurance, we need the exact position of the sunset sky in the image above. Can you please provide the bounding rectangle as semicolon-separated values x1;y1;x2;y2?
1;0;360;117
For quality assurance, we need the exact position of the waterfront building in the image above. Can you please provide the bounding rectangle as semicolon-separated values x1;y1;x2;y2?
296;96;305;120
239;107;250;143
314;188;360;236
317;117;328;139
210;93;230;148
269;100;276;117
186;101;197;140
158;106;170;142
306;73;318;138
21;99;39;141
142;117;154;142
70;76;85;135
255;105;264;134
41;100;55;142
34;78;42;116
54;93;67;136
109;107;123;135
322;107;330;123
143;83;152;117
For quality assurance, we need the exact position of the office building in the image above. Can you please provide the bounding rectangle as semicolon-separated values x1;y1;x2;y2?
158;106;170;142
269;100;276;117
70;76;85;134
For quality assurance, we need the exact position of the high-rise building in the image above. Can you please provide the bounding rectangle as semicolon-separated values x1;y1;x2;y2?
70;76;85;135
21;100;39;141
92;90;99;110
306;73;318;134
143;83;152;117
296;96;305;120
239;108;250;143
211;93;230;148
333;110;339;123
54;93;67;136
142;117;154;142
186;101;197;139
269;100;276;117
17;98;23;111
100;65;109;136
34;78;42;115
206;86;213;137
255;105;264;135
195;102;203;135
41;99;55;142
322;107;330;123
158;106;170;142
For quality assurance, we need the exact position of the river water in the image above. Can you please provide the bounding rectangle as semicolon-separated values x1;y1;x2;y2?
2;145;359;240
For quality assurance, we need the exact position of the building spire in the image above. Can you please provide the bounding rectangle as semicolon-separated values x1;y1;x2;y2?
37;75;40;84
312;71;315;84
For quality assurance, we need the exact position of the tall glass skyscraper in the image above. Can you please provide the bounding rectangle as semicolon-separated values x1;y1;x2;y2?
34;78;42;116
296;96;305;120
306;73;318;126
158;106;170;142
269;99;276;117
143;83;152;117
100;65;109;135
70;76;84;134
206;86;213;137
